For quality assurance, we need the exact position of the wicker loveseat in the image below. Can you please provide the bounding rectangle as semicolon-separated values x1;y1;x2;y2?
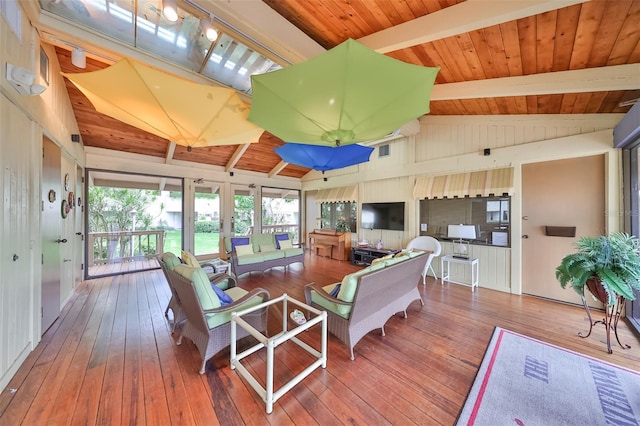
304;250;427;359
224;232;304;277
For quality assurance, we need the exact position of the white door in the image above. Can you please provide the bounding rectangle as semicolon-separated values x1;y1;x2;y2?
522;155;605;307
41;137;62;332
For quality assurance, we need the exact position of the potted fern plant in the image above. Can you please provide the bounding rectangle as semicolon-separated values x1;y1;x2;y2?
555;232;640;306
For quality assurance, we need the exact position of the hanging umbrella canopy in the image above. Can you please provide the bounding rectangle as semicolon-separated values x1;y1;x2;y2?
274;143;374;172
62;58;263;149
249;38;439;147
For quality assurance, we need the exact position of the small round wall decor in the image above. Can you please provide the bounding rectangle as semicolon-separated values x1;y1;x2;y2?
61;199;68;218
64;173;70;191
48;189;56;203
68;191;75;207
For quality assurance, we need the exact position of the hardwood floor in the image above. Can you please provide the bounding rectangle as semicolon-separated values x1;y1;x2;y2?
1;252;639;425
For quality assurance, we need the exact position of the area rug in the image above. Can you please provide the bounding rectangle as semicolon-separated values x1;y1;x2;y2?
456;327;640;426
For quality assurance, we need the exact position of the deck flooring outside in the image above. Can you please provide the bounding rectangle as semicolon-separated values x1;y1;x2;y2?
1;252;639;425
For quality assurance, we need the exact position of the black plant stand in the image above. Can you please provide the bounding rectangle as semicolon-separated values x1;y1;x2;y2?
579;292;630;354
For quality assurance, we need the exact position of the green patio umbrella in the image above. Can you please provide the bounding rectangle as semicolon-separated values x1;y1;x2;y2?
249;38;439;147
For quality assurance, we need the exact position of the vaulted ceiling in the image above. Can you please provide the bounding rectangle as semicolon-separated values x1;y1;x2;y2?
38;0;640;179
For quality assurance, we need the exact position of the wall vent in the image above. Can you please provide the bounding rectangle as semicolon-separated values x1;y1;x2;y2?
379;144;390;157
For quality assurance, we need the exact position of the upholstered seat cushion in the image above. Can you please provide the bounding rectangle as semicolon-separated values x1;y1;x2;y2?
236;253;265;265
205;287;265;329
282;247;304;258
260;249;285;261
309;283;352;319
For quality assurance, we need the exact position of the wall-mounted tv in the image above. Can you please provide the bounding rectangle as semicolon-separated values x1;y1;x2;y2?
361;202;405;231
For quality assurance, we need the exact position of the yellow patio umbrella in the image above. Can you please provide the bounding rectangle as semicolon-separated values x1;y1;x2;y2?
63;58;263;149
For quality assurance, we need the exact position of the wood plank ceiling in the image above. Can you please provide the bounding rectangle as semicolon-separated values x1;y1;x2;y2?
52;0;640;179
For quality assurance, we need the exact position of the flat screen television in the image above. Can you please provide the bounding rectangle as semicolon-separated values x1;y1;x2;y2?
361;202;405;231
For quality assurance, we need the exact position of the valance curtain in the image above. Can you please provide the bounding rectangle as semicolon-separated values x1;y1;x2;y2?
413;167;514;200
315;185;358;203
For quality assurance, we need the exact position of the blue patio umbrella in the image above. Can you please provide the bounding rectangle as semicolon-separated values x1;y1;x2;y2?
275;143;374;172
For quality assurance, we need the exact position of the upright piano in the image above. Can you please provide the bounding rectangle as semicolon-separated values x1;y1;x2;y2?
308;229;352;261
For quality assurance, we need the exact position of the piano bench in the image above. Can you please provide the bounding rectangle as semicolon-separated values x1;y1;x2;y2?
314;244;333;258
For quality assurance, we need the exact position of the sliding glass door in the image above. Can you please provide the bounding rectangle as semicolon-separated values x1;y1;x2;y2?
623;148;640;333
194;181;223;258
86;170;183;278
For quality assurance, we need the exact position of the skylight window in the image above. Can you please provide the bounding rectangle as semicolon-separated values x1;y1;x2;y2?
39;0;287;95
108;4;133;23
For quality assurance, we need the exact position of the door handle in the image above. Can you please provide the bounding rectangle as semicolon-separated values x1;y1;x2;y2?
56;238;68;243
76;232;82;236
522;235;529;239
13;254;18;261
64;258;72;262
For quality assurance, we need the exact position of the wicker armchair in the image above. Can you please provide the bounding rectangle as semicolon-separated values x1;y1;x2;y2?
169;266;270;374
159;253;238;332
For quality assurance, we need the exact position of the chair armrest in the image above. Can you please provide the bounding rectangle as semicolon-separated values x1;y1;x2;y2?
304;282;352;306
202;288;270;314
208;272;237;289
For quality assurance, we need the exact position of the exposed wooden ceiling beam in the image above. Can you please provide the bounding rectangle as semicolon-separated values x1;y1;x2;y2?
165;142;176;163
268;160;289;178
431;64;640;100
225;144;251;172
358;0;589;53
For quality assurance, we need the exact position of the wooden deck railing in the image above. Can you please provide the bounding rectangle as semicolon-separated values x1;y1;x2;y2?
258;224;300;243
88;230;165;265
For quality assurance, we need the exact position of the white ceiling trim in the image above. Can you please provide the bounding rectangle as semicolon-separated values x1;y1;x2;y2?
358;0;589;53
431;64;640;100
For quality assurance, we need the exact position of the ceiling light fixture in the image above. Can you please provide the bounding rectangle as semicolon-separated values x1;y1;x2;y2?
200;15;218;42
71;48;86;69
162;0;179;22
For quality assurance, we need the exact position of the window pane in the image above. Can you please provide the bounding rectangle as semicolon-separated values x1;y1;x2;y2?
419;196;510;247
194;183;222;257
261;187;300;244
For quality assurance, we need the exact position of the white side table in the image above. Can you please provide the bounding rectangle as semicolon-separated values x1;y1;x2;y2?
230;293;327;414
441;255;479;292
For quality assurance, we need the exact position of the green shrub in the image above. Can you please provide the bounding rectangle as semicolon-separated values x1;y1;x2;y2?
195;221;219;233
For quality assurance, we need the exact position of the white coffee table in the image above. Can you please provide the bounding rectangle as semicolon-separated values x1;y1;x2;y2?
230;293;327;414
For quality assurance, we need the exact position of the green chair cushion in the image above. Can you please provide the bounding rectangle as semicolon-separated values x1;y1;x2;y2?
282;247;304;257
310;283;352;319
162;252;181;270
337;262;385;302
260;250;285;261
173;264;221;310
260;243;276;252
236;253;265;265
251;233;274;252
